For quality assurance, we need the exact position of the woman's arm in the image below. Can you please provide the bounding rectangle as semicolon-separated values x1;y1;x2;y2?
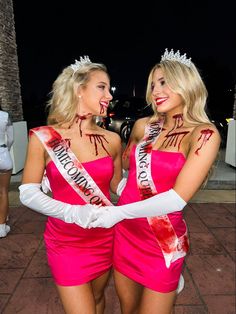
88;123;221;228
173;124;221;202
21;133;46;184
122;117;147;170
109;132;123;194
19;133;96;227
113;117;148;195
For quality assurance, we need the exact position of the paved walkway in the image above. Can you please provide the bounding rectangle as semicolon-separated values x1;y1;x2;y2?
0;185;235;313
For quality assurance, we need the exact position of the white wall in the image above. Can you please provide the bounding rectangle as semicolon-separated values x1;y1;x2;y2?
10;121;28;174
225;119;236;167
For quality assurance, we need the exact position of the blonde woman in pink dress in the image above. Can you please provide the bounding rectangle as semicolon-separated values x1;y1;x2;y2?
0;105;14;238
89;49;221;314
19;57;122;314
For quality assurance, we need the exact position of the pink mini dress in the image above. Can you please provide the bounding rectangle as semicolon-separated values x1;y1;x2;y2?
114;145;188;292
44;157;114;286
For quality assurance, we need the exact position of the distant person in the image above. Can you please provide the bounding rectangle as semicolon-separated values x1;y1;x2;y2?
89;49;221;313
18;57;122;314
0;105;14;238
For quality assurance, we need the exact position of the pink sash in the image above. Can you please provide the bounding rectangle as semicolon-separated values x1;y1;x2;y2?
31;126;113;206
136;120;189;268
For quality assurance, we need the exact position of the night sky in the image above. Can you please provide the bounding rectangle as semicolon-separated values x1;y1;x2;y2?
12;0;236;123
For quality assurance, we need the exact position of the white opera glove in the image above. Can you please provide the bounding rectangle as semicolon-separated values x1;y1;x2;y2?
116;178;127;196
19;183;97;228
89;189;186;228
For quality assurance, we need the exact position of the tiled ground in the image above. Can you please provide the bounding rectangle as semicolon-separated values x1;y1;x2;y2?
0;193;235;313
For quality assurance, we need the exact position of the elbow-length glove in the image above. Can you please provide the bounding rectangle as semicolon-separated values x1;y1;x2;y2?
89;188;186;228
19;183;96;228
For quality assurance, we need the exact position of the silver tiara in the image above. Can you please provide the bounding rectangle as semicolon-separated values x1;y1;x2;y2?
70;56;92;73
161;48;192;67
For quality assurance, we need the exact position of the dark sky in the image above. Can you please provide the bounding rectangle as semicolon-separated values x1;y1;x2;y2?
12;0;236;120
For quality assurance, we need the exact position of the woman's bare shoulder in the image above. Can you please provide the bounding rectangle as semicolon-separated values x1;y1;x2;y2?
191;123;220;140
134;116;151;127
103;128;122;143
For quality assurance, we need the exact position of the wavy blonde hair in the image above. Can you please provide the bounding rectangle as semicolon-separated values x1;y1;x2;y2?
47;62;108;125
146;59;217;186
146;60;212;126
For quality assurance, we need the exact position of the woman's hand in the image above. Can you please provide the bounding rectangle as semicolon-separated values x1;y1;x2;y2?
88;206;122;228
88;189;186;228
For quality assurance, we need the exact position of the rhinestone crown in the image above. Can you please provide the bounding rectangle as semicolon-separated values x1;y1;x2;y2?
70;56;92;73
161;48;192;67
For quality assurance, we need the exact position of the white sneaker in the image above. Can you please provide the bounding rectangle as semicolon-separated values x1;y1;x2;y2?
0;224;11;238
176;274;184;294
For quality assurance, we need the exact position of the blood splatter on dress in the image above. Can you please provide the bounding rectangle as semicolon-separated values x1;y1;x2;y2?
114;145;189;292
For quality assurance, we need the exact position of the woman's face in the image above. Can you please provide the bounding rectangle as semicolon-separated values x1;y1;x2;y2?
151;68;184;115
78;70;113;117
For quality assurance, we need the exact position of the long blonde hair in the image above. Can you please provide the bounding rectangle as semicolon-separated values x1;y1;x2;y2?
146;60;212;126
47;62;108;125
146;58;217;186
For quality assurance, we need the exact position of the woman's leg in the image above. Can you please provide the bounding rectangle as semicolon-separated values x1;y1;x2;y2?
139;287;176;314
56;270;111;314
56;282;96;314
0;170;12;224
91;270;111;314
113;270;143;314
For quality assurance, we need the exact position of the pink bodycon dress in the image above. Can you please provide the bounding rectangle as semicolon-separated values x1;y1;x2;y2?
44;157;114;286
114;145;188;292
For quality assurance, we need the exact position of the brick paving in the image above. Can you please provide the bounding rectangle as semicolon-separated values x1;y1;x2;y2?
0;189;235;313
